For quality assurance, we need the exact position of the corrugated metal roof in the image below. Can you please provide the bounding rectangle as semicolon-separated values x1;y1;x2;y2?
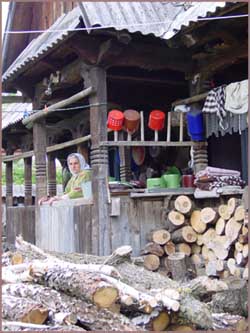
163;2;226;39
2;6;82;83
3;2;228;86
79;2;185;37
2;103;32;129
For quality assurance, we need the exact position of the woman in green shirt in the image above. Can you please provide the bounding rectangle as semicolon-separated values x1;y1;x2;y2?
38;153;92;205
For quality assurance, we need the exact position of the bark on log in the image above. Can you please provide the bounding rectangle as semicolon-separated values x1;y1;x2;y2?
209;278;248;316
2;283;143;331
190;210;207;234
141;243;164;257
171;226;197;243
2;295;48;324
174;195;192;214
2;321;86;331
166;252;188;281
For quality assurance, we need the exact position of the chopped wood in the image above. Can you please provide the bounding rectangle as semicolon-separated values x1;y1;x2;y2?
11;253;23;265
201;228;217;245
235;241;244;252
234;205;245;221
191;244;201;254
227;197;241;215
171;226;197;243
227;258;237;275
141;243;164;257
166;252;188;281
242;244;248;258
163;241;176;256
206;235;230;260
242;266;248;280
152;311;170;331
200;207;217;224
205;260;218;277
176;243;191;256
218;204;231;220
174;195;192;214
190;210;206;234
215;217;225;235
151;229;171;245
225;217;242;243
2;295;48;324
215;259;226;272
196;234;204;246
143;255;160;271
190;254;203;267
132;310;170;331
166;211;185;232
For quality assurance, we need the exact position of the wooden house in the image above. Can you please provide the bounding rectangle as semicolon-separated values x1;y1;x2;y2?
2;2;248;255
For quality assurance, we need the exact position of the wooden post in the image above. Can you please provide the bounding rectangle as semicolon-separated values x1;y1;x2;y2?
47;153;57;197
167;112;171;142
33;120;47;203
6;161;13;207
86;66;111;255
24;157;32;205
119;131;131;182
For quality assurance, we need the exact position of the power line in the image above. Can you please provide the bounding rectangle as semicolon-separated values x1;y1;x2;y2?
3;14;248;34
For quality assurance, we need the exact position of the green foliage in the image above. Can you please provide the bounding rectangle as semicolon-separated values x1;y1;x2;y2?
1;160;62;185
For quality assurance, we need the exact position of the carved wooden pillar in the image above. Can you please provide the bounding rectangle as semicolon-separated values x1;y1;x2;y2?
5;161;13;207
189;74;209;174
84;66;110;255
33;119;47;203
47;153;57;197
24;157;32;205
119;132;131;181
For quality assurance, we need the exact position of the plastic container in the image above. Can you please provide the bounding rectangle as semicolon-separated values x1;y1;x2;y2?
107;110;124;131
81;181;93;199
148;110;165;131
124;109;140;134
186;109;204;141
182;175;195;188
147;178;162;189
162;174;180;188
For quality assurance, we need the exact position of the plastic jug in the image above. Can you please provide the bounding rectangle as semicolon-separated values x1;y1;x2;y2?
186;108;204;141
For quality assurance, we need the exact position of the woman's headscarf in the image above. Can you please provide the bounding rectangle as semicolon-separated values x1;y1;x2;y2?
67;153;90;175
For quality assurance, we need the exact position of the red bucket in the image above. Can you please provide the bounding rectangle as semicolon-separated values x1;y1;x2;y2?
124;109;140;134
107;110;124;131
148;110;165;131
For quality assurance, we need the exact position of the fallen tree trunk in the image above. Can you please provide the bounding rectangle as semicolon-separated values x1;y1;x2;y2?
2;321;86;331
2;295;48;324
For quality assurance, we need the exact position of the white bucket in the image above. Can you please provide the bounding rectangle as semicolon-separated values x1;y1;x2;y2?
81;181;92;199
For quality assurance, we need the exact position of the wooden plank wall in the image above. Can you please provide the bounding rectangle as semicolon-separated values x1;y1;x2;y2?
37;203;92;253
6;206;35;245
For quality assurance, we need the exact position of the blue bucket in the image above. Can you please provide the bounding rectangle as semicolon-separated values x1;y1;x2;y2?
186;109;204;141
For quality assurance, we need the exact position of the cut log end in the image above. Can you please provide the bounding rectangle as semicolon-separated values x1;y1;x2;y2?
200;207;217;224
152;312;170;331
144;254;160;271
93;286;118;308
21;308;49;325
190;210;207;234
152;229;170;245
174;195;192;214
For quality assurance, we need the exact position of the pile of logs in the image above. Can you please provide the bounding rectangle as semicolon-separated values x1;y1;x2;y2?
142;195;248;281
2;236;248;331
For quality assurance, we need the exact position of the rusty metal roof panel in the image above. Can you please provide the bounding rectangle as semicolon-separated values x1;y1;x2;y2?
2;103;32;129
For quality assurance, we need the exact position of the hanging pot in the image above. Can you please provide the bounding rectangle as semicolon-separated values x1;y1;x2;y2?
107;110;124;131
148;110;165;131
124;109;140;134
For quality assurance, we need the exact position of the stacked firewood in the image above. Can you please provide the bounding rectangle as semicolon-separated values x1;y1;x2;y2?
2;237;248;331
142;195;248;281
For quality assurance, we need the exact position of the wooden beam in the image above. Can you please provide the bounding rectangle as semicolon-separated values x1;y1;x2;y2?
2;135;92;162
107;74;185;86
2;95;30;104
172;92;208;107
100;141;194;147
5;162;13;207
47;153;57;197
22;87;94;126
